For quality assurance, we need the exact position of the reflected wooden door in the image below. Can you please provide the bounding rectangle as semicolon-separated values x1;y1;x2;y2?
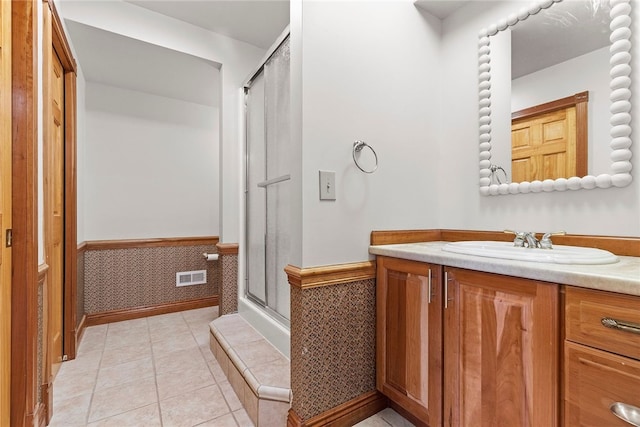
511;106;577;182
0;0;12;424
49;49;65;377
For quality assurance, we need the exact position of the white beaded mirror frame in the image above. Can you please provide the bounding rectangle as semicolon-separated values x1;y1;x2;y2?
478;0;633;196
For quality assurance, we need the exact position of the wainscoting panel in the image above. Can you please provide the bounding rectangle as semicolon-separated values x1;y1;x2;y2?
83;238;219;315
289;263;377;422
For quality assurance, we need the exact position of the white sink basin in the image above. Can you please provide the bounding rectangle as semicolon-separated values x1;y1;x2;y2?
442;241;619;265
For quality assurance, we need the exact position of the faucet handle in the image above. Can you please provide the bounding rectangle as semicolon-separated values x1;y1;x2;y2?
504;229;526;247
540;231;566;249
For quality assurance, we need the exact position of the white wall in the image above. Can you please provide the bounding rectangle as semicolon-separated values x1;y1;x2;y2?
83;82;219;240
57;0;265;243
438;0;640;236
296;1;444;267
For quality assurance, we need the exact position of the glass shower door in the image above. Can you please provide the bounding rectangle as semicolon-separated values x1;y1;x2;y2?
245;38;291;324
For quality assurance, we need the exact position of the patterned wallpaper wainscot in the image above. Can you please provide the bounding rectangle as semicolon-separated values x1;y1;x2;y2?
287;262;385;425
81;237;220;317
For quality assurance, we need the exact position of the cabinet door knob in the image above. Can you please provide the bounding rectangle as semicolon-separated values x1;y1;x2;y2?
610;402;640;426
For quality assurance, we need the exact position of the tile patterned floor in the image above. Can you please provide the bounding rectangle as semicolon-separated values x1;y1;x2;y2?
50;306;412;427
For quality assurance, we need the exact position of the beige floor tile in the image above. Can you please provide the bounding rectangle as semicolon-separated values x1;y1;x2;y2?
196;413;238;427
149;321;192;343
182;306;217;323
95;357;154;390
100;340;152;369
107;318;148;334
53;367;99;403
159;385;230;427
77;331;107;355
232;409;255;427
104;327;150;351
86;403;161;427
147;312;186;328
353;414;392;427
48;393;92;426
151;332;199;356
156;365;216;400
377;408;415;427
154;347;208;374
88;376;157;423
218;380;243;412
207;355;228;384
58;349;103;376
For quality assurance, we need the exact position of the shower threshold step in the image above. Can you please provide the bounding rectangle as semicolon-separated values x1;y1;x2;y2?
209;314;291;426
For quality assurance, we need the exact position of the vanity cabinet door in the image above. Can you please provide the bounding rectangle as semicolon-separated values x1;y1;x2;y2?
564;341;640;427
376;257;443;426
443;268;559;427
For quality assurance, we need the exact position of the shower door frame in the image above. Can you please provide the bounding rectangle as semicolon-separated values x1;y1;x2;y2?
243;33;291;329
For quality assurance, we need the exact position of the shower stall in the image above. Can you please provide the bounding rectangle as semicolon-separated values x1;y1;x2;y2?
241;34;291;356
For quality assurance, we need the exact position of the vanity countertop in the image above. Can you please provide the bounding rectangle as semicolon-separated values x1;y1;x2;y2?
369;241;640;297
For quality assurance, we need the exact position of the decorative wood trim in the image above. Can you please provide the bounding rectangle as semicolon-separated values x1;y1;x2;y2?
370;230;442;246
84;296;218;327
371;229;640;257
38;264;49;284
0;0;11;424
285;261;376;290
511;91;589;121
77;241;87;253
44;0;76;73
11;0;39;424
39;381;52;427
84;236;220;251
216;242;239;255
287;391;387;427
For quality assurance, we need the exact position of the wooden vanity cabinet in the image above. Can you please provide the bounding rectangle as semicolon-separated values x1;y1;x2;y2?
443;268;559;427
376;256;443;426
564;286;640;427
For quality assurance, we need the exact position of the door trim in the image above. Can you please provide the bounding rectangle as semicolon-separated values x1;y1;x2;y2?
11;0;39;425
42;0;77;423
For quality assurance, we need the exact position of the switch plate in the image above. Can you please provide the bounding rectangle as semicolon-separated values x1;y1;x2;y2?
319;170;336;201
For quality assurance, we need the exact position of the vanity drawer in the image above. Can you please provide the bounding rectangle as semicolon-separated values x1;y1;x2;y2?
565;286;640;360
564;341;640;427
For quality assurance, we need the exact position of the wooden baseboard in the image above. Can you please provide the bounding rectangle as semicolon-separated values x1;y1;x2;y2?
75;314;87;350
287;391;387;427
85;296;218;327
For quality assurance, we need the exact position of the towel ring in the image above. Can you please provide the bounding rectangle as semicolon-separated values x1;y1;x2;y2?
489;164;508;185
352;140;378;174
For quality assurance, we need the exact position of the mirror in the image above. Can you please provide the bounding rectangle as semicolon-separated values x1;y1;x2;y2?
478;0;633;196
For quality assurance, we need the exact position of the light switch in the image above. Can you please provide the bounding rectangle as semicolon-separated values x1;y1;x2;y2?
319;170;336;201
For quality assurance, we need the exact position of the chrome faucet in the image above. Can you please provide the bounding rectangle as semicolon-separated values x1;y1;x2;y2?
504;230;540;248
539;231;566;249
505;230;566;249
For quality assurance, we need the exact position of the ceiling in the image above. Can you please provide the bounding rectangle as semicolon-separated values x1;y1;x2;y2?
64;0;289;106
125;0;290;49
414;0;470;19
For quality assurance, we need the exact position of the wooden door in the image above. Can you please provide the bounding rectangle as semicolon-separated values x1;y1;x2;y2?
443;268;558;427
48;49;65;377
511;106;577;182
376;257;443;426
0;1;12;424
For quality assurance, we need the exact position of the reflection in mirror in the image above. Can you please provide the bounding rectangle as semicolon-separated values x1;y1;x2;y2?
478;0;633;196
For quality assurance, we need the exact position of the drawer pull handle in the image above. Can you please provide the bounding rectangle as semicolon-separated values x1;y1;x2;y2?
610;402;640;426
601;317;640;335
